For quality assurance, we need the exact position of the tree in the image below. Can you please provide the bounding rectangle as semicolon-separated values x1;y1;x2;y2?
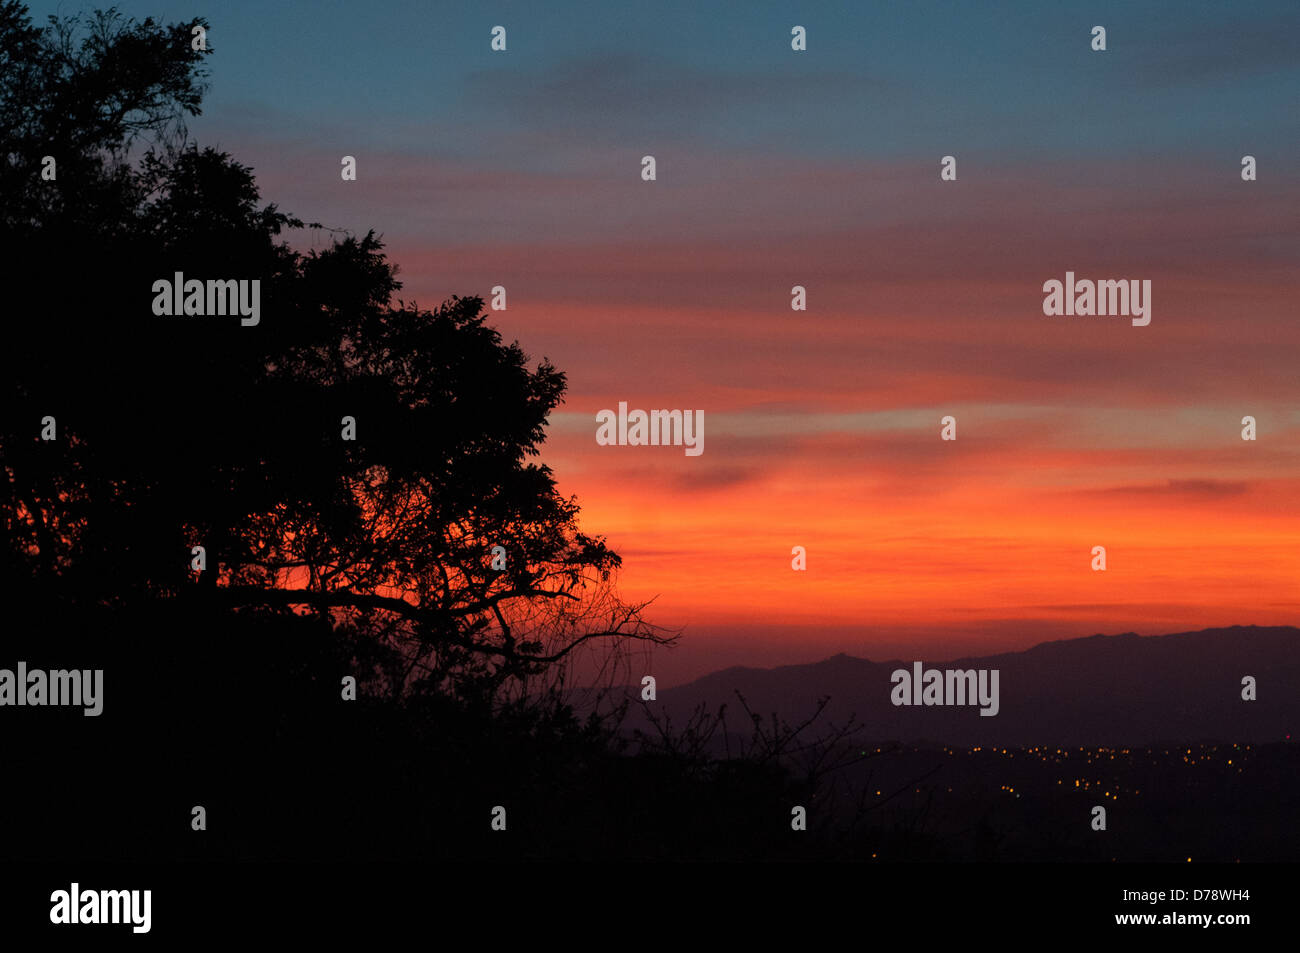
0;1;672;709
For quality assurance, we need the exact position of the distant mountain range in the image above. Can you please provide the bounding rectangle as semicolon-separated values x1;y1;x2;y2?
631;626;1300;746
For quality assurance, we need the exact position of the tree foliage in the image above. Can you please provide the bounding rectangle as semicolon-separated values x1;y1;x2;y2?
0;1;671;706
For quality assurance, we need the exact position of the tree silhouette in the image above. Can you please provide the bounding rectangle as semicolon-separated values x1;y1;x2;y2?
0;1;672;711
0;3;969;864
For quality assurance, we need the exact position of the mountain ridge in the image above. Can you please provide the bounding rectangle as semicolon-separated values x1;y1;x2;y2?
632;625;1299;746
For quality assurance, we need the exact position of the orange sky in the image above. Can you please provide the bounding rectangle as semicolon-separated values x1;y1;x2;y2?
273;156;1300;681
174;0;1300;682
514;295;1300;681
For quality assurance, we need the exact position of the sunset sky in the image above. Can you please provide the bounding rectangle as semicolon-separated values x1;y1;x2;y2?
39;0;1300;681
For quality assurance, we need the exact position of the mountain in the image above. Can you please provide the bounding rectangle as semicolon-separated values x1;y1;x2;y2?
633;626;1300;746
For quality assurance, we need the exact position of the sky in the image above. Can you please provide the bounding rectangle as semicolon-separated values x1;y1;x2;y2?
32;0;1300;681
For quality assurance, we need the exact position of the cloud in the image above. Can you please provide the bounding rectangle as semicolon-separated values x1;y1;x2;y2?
1132;16;1300;88
462;51;902;137
1089;479;1252;499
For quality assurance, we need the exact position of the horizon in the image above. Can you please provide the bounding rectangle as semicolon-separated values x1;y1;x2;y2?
647;622;1300;686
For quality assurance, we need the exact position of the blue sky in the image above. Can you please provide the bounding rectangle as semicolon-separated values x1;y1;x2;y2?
30;0;1300;163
